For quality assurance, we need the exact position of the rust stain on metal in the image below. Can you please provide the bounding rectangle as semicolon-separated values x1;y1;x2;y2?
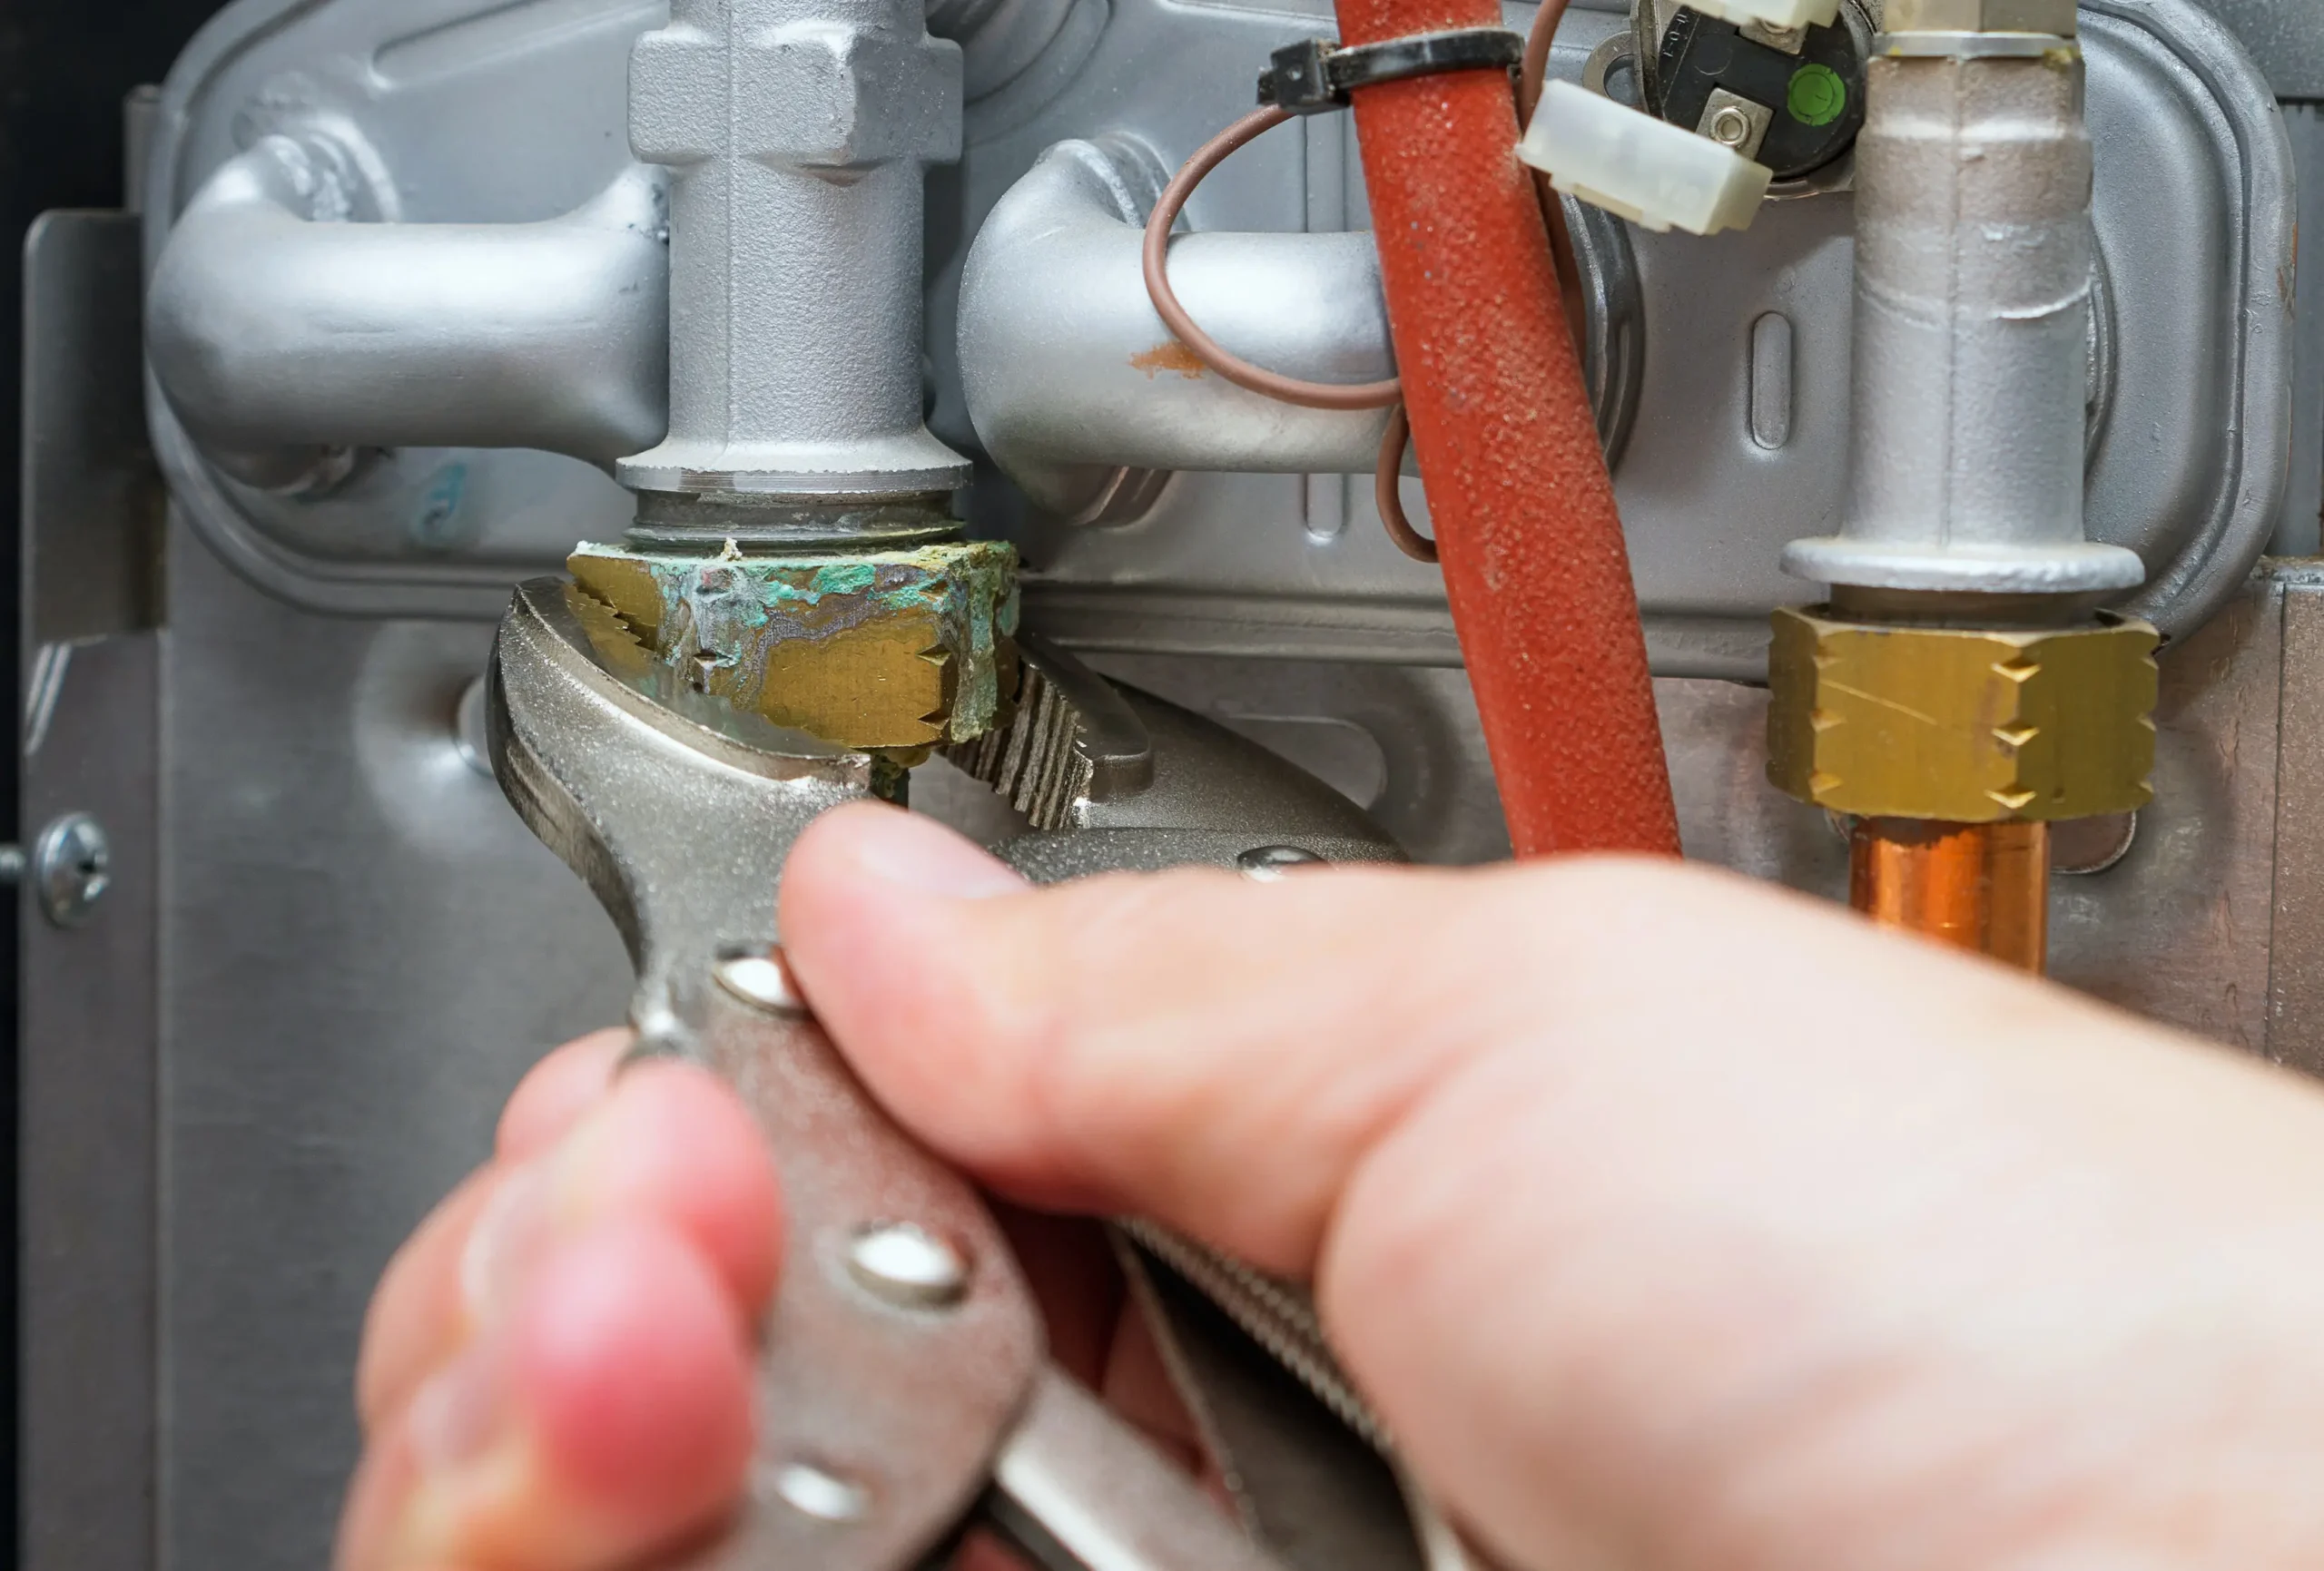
1130;341;1206;379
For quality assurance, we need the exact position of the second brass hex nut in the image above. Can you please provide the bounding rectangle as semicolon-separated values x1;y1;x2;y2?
1767;607;2158;822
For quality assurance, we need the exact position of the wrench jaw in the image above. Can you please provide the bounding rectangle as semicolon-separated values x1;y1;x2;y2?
490;571;1053;1570
486;573;1360;1571
486;646;644;966
487;575;880;1055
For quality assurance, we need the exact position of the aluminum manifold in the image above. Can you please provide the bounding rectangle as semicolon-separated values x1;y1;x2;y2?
32;4;2311;1570
144;0;2289;669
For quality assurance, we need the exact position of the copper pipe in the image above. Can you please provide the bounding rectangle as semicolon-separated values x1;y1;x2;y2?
1848;819;2050;973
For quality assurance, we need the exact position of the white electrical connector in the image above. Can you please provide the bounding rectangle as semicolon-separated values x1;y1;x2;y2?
1687;0;1842;29
1518;80;1775;236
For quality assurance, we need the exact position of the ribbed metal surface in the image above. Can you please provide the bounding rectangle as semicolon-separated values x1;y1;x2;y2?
1118;1220;1387;1454
944;660;1096;831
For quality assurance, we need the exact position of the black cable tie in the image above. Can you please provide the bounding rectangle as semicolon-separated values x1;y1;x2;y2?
1256;28;1525;115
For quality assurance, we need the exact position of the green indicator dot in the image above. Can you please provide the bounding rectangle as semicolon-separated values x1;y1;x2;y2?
1787;62;1847;128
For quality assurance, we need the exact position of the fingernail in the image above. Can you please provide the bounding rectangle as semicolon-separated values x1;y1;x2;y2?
407;1338;511;1475
842;808;1028;901
460;1161;561;1325
458;1085;688;1326
389;1339;528;1567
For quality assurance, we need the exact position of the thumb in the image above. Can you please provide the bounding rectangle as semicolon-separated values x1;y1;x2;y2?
778;801;2324;1571
778;800;1549;1274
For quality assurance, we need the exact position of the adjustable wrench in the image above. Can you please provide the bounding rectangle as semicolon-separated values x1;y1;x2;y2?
488;576;1300;1571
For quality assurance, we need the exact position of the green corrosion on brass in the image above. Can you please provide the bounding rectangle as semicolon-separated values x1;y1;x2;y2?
568;538;1021;754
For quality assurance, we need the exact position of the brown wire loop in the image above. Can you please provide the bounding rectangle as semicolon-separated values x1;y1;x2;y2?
1374;404;1438;564
1519;0;1571;117
1140;106;1403;414
1141;0;1576;565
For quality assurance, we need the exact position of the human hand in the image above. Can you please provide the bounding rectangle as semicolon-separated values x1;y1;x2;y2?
335;1030;783;1571
344;801;2324;1571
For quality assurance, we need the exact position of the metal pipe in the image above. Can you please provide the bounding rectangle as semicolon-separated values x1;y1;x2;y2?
959;139;1643;516
1783;24;2143;594
959;140;1396;513
1768;5;2153;973
146;135;669;492
619;0;972;502
1849;819;2049;974
1334;0;1678;858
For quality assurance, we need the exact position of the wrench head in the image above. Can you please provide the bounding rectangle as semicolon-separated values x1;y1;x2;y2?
491;576;1049;1571
488;575;879;1051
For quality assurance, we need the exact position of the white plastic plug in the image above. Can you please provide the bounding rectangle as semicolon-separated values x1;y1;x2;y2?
1687;0;1843;31
1518;80;1774;236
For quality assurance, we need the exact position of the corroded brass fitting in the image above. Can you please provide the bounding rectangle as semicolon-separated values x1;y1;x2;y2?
1767;606;2158;822
568;539;1019;753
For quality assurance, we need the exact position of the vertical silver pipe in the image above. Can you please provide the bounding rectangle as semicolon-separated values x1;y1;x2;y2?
620;0;972;501
1784;21;2144;596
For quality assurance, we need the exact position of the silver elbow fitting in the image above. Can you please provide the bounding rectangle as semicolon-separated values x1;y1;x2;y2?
147;134;670;492
959;138;1399;517
958;137;1640;520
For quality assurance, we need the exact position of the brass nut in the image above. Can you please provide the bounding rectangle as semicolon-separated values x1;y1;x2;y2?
568;539;1019;752
1882;0;2076;34
1767;607;2158;822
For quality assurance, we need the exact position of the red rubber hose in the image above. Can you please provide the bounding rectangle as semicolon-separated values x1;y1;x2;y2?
1335;0;1679;858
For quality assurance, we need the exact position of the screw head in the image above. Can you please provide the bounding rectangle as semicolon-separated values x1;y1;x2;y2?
768;1461;871;1523
846;1222;970;1309
34;813;112;928
714;947;805;1015
1710;107;1752;146
1237;845;1326;883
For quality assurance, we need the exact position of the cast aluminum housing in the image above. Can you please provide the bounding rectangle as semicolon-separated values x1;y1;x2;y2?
143;0;2290;673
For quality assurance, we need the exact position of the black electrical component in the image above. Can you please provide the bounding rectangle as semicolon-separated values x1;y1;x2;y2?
1256;27;1526;115
1653;6;1866;182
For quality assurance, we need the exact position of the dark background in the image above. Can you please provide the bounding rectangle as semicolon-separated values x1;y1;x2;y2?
0;2;226;1559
